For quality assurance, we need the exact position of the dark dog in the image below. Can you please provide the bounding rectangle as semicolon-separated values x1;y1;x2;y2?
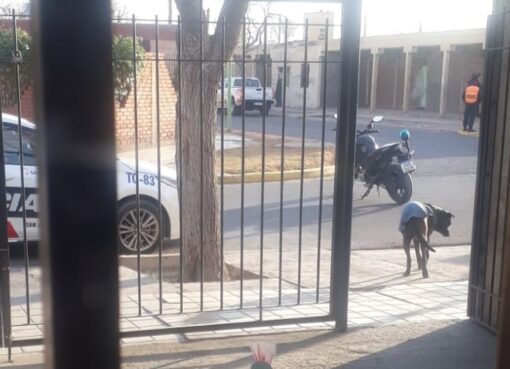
399;201;453;278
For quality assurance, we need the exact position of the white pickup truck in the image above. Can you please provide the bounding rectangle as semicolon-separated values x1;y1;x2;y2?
217;77;274;116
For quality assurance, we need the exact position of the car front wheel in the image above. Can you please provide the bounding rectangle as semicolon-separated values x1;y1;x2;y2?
117;200;163;254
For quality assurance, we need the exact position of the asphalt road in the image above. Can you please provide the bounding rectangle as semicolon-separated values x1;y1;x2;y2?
221;110;478;251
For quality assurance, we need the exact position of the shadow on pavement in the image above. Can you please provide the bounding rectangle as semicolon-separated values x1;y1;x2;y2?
335;321;495;369
9;321;494;368
115;321;494;369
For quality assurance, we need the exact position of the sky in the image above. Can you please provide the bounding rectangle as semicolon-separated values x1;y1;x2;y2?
2;0;493;35
126;0;492;35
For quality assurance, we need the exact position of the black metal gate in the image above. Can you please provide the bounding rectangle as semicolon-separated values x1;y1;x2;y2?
0;0;362;355
469;9;510;332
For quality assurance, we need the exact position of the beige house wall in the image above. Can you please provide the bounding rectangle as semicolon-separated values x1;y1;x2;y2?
245;28;486;114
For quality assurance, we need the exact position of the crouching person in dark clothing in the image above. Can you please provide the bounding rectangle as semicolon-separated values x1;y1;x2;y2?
462;73;482;132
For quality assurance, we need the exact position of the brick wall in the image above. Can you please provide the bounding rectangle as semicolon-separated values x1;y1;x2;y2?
114;53;177;148
2;53;177;149
4;85;35;122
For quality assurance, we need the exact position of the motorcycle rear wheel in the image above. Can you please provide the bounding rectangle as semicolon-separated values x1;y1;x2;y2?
387;172;413;204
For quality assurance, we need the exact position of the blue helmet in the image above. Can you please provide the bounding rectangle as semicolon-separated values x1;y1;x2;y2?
400;129;410;141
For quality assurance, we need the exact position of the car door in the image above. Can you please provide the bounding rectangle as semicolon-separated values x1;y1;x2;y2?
3;121;38;242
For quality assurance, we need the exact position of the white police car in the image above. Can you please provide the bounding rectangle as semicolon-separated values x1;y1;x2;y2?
3;114;180;254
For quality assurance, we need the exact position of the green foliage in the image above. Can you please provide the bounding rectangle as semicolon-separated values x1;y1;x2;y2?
0;27;31;107
0;30;146;108
112;35;146;104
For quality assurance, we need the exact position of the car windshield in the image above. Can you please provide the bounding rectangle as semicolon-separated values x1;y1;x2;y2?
232;78;260;88
3;122;36;166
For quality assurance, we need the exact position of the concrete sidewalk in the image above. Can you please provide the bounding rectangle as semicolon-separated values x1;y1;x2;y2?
122;319;495;369
4;246;471;357
1;320;494;368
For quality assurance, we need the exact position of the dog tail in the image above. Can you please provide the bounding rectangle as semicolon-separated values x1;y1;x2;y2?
416;234;436;253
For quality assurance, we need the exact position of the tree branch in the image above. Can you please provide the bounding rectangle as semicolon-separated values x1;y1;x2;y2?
209;0;249;61
246;17;264;50
174;0;207;58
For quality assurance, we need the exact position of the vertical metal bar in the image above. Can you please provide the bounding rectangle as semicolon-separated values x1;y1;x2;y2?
474;14;503;323
278;19;289;307
131;14;142;317
316;19;329;303
12;9;30;324
220;17;226;311
468;26;485;318
34;0;120;365
496;4;510;340
497;8;510;336
177;15;184;314
199;0;204;312
483;18;504;325
297;19;309;305
488;13;510;327
330;0;362;331
12;10;30;323
469;13;502;322
259;19;268;321
155;15;163;315
227;62;232;131
497;224;510;367
240;19;246;309
491;43;510;327
0;55;12;361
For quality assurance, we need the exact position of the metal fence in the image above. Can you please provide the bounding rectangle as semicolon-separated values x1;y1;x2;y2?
469;10;509;332
0;1;361;354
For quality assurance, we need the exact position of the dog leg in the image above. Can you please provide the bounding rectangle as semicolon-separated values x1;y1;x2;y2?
413;239;422;270
420;242;429;279
361;185;373;200
403;234;412;277
425;234;431;260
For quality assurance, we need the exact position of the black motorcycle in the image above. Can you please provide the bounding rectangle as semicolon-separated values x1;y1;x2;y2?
334;115;416;204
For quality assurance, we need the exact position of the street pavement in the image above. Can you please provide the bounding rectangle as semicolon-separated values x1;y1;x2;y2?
222;110;478;251
119;109;477;251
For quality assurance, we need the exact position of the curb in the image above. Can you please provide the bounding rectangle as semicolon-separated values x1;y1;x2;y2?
220;165;336;184
303;112;462;132
457;130;479;138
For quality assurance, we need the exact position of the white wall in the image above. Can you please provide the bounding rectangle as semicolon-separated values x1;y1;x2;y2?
246;28;486;110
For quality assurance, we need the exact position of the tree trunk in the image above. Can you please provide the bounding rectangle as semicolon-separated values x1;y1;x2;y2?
177;62;222;282
174;0;249;282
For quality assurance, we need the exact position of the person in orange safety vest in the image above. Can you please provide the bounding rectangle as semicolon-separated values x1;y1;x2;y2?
462;73;482;132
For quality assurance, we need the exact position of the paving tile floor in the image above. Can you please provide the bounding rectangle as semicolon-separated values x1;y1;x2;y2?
8;279;468;347
4;246;471;356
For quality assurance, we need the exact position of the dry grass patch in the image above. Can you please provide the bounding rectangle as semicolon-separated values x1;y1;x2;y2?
219;136;335;175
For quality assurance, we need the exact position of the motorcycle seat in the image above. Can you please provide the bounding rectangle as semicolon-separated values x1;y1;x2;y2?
368;143;400;158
